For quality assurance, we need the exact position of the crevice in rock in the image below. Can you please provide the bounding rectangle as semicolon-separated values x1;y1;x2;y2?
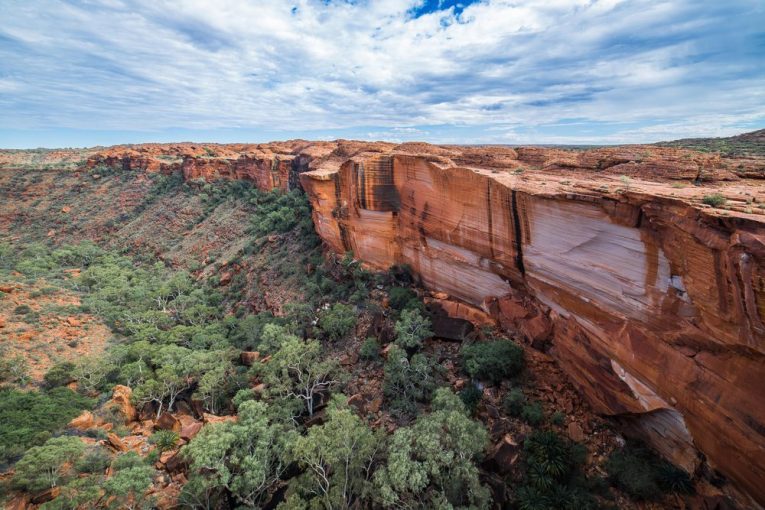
510;189;525;277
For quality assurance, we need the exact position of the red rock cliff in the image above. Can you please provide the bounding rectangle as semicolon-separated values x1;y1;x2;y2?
300;145;765;507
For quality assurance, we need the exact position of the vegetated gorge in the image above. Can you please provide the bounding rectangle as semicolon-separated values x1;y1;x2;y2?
0;131;763;510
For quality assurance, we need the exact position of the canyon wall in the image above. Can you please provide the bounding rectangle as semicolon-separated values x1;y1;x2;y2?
301;151;765;507
82;140;765;505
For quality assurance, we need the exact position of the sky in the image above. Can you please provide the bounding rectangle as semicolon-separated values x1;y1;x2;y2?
0;0;763;148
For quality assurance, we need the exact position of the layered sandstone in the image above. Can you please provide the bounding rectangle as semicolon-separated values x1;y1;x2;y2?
298;144;765;507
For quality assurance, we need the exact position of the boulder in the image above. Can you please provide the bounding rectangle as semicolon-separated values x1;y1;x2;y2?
68;410;96;430
108;385;138;423
159;450;175;465
488;434;521;474
164;452;188;474
154;483;182;510
31;487;60;505
240;351;260;366
107;433;128;452
366;397;383;414
567;421;586;443
178;415;203;441
339;352;358;366
155;412;182;433
174;400;194;417
5;494;31;510
202;413;237;425
347;394;364;414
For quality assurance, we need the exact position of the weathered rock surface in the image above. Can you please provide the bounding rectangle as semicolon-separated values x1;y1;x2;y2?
296;143;765;506
68;410;96;430
107;384;138;424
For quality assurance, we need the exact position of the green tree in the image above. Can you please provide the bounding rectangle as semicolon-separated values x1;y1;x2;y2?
318;303;356;341
104;464;155;510
73;356;111;394
388;287;420;311
461;339;524;384
13;436;85;492
39;476;104;510
253;336;340;417
0;387;93;464
132;344;197;419
374;388;490;509
43;362;76;388
183;400;296;508
394;309;432;350
287;396;381;508
382;345;436;415
0;349;29;385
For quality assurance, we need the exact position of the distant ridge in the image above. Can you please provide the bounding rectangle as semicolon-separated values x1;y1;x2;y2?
656;128;765;157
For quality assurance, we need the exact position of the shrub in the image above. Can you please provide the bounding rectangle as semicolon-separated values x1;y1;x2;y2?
43;362;76;388
522;401;545;426
459;383;483;415
606;443;692;500
550;412;566;426
516;430;595;510
701;193;726;207
388;287;420;311
359;337;380;361
112;451;146;471
656;462;694;494
393;308;433;350
0;350;29;385
461;339;524;384
0;387;93;465
13;304;32;315
13;436;85;492
75;445;111;474
503;388;526;416
150;430;180;452
318;303;356;341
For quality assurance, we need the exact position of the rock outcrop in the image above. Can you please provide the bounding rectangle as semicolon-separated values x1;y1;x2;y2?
83;141;334;191
298;145;765;507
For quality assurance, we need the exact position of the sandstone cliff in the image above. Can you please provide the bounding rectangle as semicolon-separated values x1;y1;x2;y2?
68;140;765;506
297;143;765;507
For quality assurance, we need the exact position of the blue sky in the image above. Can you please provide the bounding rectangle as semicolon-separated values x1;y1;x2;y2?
0;0;763;148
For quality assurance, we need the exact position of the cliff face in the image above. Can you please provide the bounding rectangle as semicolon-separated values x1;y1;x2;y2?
83;141;331;191
300;148;765;506
79;139;765;505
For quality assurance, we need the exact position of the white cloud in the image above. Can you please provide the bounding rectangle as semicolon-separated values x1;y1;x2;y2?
0;0;762;144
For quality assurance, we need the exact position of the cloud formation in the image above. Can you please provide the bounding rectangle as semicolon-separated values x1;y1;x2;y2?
0;0;763;147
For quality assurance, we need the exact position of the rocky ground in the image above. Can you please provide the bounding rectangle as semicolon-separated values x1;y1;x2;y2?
0;278;111;382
